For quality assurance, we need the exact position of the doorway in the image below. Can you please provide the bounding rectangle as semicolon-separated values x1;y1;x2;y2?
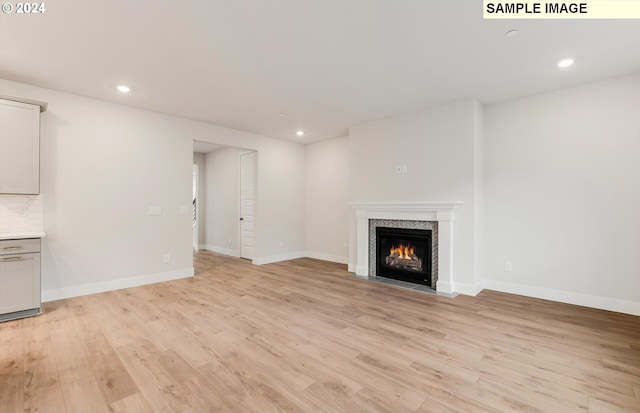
193;141;257;261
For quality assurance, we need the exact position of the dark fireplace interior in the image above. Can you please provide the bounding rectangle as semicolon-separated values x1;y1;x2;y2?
376;227;432;287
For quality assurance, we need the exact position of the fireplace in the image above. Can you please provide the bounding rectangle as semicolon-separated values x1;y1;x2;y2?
376;227;432;286
350;201;462;293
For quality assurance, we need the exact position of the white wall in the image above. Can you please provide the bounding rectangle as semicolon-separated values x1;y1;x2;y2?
348;99;482;292
305;136;349;264
192;152;206;248
483;72;640;314
10;71;636;314
0;78;307;298
204;147;244;256
253;143;306;264
0;79;194;300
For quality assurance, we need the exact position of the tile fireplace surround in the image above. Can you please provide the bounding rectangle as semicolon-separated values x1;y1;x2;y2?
350;201;463;294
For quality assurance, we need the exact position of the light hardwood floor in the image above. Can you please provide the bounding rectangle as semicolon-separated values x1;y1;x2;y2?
1;251;639;413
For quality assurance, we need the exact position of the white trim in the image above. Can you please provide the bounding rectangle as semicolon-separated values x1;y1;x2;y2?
484;280;640;316
348;201;464;212
239;151;256;260
42;268;194;302
436;280;453;294
453;280;485;296
0;93;48;112
203;245;240;258
253;251;305;265
238;153;242;259
192;163;199;252
305;251;349;265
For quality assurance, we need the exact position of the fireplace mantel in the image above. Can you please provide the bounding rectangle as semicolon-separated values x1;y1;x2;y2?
349;201;463;294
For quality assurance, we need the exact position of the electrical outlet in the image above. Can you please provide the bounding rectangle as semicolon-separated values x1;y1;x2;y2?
401;165;407;173
505;261;513;272
279;241;284;248
343;242;348;251
164;254;171;263
228;237;232;244
148;206;162;216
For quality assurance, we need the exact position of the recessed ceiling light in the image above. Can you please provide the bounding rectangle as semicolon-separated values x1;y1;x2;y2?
557;58;574;68
296;130;304;137
505;30;519;38
117;85;130;93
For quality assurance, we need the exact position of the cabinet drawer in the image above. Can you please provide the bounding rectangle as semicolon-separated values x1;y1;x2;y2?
0;252;41;314
0;238;41;255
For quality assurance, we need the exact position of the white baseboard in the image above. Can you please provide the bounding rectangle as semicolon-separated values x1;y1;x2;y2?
452;280;485;296
42;268;194;303
305;251;348;265
436;280;453;294
253;251;305;265
202;245;240;258
484;280;640;316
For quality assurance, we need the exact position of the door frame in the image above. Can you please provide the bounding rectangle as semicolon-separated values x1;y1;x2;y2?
238;151;256;260
192;164;198;250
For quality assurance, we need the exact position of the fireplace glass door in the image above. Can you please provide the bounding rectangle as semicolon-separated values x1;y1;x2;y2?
376;227;432;286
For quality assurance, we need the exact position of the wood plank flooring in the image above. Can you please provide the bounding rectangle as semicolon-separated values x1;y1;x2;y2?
1;251;639;412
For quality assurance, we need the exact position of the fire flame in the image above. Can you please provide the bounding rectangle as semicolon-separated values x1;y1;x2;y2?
390;243;414;260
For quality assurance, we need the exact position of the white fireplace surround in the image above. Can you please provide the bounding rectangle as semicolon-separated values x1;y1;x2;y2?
350;201;463;294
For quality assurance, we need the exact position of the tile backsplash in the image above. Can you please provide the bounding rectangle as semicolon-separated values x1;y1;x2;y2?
0;195;44;235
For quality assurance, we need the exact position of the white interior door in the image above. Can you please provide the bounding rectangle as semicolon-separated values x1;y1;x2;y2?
240;152;255;260
192;164;198;249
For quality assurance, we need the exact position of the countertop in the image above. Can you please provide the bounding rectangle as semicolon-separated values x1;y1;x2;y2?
0;232;46;240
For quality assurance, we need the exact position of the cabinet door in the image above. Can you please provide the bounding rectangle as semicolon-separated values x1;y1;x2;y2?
0;253;41;314
0;99;40;194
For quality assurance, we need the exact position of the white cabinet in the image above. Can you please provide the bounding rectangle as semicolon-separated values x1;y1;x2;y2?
0;238;41;321
0;97;46;195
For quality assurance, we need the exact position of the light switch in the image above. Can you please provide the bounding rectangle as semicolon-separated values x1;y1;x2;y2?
148;206;162;216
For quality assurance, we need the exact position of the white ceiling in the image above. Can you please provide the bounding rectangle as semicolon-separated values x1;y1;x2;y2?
1;1;639;143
